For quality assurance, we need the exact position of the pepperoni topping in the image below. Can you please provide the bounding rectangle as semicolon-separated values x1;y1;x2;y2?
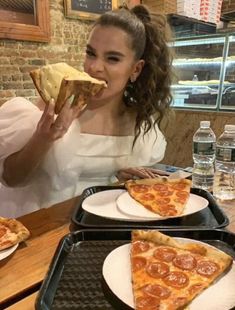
158;204;178;216
132;256;147;272
175;191;189;199
173;198;187;204
136;296;160;310
142;284;171;299
163;271;189;288
0;226;7;238
157;191;174;197
153;247;177;262
173;254;197;270
170;183;187;190
196;260;220;277
153;184;168;191
146;261;169;278
153;198;171;206
131;184;149;193
188;283;204;295
139;193;155;201
132;241;150;255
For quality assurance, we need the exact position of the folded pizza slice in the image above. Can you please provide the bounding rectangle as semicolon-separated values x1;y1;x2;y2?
125;178;192;217
30;62;107;114
131;230;233;310
0;217;30;250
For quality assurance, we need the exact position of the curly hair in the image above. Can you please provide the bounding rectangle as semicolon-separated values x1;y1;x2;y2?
93;5;173;144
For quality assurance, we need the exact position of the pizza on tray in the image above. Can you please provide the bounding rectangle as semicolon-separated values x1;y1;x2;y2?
125;178;192;217
0;217;30;251
131;230;233;310
30;62;107;114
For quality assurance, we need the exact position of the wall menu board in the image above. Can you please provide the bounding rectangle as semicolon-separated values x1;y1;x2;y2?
64;0;119;20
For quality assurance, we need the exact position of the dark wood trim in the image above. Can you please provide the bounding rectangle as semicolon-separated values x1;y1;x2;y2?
0;0;50;43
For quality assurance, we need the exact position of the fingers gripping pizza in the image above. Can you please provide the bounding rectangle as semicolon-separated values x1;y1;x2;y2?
30;62;107;114
125;178;192;217
131;230;233;310
0;217;30;251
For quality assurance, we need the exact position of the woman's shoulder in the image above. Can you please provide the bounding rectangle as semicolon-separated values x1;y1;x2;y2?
0;97;39;113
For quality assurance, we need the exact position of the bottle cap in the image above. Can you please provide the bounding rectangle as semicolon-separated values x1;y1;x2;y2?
200;121;210;127
225;125;235;131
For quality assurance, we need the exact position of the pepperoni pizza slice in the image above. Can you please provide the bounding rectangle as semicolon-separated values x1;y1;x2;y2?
131;230;233;310
0;217;30;251
125;178;192;217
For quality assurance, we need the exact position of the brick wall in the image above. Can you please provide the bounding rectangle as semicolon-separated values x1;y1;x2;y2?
0;0;91;106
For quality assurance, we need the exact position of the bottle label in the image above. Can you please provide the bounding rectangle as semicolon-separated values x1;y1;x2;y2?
193;142;215;156
216;147;235;162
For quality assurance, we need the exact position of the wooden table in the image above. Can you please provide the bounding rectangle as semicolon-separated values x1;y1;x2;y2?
1;197;235;310
1;197;79;310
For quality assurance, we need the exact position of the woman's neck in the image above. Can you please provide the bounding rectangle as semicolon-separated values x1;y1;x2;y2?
79;98;135;136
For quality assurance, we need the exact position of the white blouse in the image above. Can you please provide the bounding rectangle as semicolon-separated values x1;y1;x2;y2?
0;97;166;218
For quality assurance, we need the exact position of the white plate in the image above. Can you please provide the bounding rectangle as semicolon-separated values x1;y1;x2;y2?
0;243;18;261
102;239;235;310
82;189;137;221
116;192;209;220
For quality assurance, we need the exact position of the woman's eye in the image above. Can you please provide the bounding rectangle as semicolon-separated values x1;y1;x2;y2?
107;56;120;62
86;50;95;57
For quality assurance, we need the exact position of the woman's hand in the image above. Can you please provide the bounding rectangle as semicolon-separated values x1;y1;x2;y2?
116;167;169;182
35;98;85;142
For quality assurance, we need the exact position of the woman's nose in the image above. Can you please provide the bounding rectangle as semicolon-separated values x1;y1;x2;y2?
89;59;104;73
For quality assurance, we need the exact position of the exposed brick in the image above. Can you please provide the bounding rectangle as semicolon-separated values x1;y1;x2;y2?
29;59;46;66
10;57;27;65
0;58;10;65
12;75;23;81
2;82;23;90
2;75;12;82
15;89;35;97
23;82;34;89
0;90;15;97
23;73;32;81
1;66;20;74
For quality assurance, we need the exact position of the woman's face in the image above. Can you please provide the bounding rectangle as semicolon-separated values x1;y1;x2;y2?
84;25;144;104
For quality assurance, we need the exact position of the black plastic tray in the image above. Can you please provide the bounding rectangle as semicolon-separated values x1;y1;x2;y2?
71;186;229;230
35;229;235;310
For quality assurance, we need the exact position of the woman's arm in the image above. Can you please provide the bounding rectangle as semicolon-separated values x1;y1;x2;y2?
2;99;83;187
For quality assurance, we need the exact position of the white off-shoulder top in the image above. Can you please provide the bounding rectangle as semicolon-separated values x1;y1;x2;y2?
0;97;166;218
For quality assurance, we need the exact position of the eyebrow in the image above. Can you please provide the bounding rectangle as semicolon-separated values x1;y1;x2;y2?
86;44;125;57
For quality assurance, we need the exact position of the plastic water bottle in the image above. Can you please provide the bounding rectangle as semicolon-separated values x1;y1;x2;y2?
192;74;199;94
213;125;235;200
192;121;216;192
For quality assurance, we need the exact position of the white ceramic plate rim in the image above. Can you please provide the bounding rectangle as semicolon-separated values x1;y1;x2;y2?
116;192;209;220
81;189;135;221
0;243;18;260
102;238;235;310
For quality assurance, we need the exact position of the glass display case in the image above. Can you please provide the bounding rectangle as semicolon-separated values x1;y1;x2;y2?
171;33;235;111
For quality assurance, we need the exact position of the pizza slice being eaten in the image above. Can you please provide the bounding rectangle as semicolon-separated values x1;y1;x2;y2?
131;230;233;310
30;62;107;114
125;178;192;217
0;217;30;251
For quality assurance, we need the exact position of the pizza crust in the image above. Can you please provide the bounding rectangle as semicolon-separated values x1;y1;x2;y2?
30;62;107;114
132;230;233;272
0;217;30;250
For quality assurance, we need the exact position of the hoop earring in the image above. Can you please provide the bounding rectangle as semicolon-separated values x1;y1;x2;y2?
124;80;136;105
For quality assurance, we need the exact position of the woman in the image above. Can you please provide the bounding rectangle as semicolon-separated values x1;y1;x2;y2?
0;5;173;217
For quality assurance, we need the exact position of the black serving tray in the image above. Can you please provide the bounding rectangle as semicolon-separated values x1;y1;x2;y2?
35;229;235;310
71;186;229;230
